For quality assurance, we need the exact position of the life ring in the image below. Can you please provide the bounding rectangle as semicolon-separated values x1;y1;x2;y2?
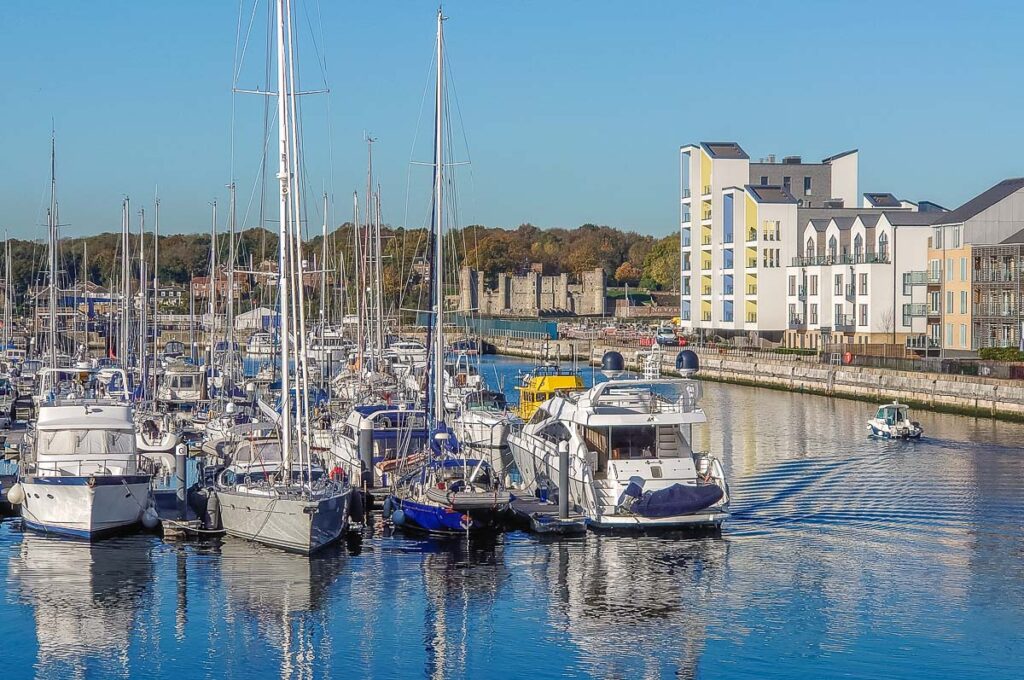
843;351;853;365
378;416;392;429
459;514;472;530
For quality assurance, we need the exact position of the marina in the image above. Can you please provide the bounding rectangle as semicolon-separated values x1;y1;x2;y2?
1;357;1022;678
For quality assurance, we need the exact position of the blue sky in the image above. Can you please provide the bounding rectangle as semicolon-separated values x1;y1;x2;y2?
2;0;1022;239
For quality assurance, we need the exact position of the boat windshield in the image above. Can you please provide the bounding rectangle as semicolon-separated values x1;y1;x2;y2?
466;391;506;411
37;428;136;457
233;441;284;464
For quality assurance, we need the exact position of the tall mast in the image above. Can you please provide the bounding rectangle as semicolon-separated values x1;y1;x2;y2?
138;207;147;385
320;191;328;327
3;233;10;354
353;191;363;370
226;182;236;342
121;197;131;367
374;183;385;360
152;196;160;395
275;0;293;465
364;136;376;355
431;7;445;424
47;133;58;368
208;200;218;340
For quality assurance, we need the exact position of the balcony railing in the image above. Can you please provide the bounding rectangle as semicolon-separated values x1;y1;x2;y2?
681;234;691;247
747;259;758;269
702;236;712;246
681;212;691;224
746;230;757;243
928;271;942;284
746;313;757;323
797;285;807;300
723;285;734;296
682;188;692;199
747;285;758;295
788;316;806;329
928;305;941;317
701;287;712;296
906;336;940;350
701;312;712;321
791;255;829;267
701;210;712;221
974;303;1022;317
834;314;856;332
903;303;929;317
975;271;1019;283
702;185;712;196
904;271;930;286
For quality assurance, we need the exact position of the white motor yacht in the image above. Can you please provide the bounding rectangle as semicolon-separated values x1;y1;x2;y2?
867;400;924;439
508;351;729;531
11;367;153;538
245;331;277;358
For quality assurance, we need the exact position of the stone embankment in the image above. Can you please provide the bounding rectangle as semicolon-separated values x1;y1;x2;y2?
490;336;1024;422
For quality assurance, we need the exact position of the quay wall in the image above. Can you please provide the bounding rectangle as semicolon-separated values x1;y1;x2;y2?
490;337;1024;422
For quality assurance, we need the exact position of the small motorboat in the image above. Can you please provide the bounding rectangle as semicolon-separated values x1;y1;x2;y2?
867;400;923;439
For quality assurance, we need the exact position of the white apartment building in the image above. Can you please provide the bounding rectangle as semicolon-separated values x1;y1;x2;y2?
679;141;859;341
783;210;938;349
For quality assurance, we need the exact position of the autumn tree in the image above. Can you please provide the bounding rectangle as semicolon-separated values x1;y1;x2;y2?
614;262;642;286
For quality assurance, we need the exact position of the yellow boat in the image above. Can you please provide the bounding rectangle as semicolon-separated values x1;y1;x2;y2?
511;363;585;421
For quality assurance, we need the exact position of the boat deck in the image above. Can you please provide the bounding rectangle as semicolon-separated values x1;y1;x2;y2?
509;493;587;535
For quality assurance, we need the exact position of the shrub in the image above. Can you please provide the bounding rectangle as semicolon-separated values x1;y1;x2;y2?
979;347;1024;362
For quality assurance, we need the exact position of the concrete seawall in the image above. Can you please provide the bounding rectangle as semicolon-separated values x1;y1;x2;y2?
490;337;1024;422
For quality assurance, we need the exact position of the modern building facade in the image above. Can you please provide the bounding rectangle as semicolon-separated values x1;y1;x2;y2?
679;142;859;341
926;178;1024;353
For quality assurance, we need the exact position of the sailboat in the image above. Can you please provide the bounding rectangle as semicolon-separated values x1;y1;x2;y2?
382;9;510;536
212;0;351;555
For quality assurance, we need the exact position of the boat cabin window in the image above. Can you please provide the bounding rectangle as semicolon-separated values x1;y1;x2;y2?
529;408;551;425
233;441;284;464
37;428;136;457
609;426;657;460
538;421;572;445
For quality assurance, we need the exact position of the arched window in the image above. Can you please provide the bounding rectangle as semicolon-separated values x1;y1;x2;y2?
854;234;863;260
828;236;838;261
878;232;889;260
806;237;814;258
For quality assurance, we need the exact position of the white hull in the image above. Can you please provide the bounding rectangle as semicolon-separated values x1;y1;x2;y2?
216;488;350;554
20;477;151;538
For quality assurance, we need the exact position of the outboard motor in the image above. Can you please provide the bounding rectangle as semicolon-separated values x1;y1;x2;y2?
601;351;625;379
675;349;700;377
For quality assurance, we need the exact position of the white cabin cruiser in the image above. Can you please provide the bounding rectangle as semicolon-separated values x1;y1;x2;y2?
508;351;729;531
12;367;153;538
245;332;277;358
867;400;923;439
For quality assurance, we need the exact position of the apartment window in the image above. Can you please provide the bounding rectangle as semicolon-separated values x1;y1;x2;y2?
682;253;691;272
930;291;940;314
834;274;843;295
859;272;868;296
723;193;734;244
682;278;691;295
903;273;912;296
878;232;889;260
810;303;818;324
946;291;954;313
854;234;863;260
960;290;967;314
859;303;867;326
681;300;691;321
760;175;768;185
952;226;961;248
724;300;734;323
933;228;943;249
834;304;842;325
788;303;796;320
810;275;818;295
783;176;791;190
724;248;734;269
960;257;967;281
804;176;812;195
789;275;796;296
960;324;967;348
947;258;953;282
828;236;838;261
946;323;953;346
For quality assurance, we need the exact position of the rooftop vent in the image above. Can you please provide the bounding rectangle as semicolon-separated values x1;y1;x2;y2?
823;199;845;208
782;156;802;164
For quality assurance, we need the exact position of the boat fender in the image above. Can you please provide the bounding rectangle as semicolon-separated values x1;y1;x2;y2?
205;492;222;530
349;490;365;524
6;482;24;505
391;508;406;526
381;496;394;518
142;506;160;530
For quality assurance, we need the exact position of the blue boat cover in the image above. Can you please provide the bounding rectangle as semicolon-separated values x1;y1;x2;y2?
631;483;723;518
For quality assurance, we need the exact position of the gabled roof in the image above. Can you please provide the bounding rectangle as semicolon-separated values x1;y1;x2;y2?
935;178;1024;225
746;185;797;204
863;192;902;208
701;142;749;160
830;216;856;230
857;213;883;228
883;210;944;226
917;201;949;213
808;219;830;233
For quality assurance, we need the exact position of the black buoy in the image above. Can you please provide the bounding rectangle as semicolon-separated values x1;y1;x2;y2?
601;350;625;378
675;349;700;377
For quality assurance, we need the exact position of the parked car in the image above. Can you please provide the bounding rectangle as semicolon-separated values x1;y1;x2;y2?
655;327;679;345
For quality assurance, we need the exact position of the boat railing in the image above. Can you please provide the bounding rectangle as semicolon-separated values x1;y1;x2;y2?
25;454;155;477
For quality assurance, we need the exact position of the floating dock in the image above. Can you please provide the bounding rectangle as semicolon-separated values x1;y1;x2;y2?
509;494;587;535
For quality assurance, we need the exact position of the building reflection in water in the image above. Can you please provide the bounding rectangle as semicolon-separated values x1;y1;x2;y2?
7;533;154;678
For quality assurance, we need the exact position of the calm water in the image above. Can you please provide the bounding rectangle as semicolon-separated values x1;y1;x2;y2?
1;356;1022;679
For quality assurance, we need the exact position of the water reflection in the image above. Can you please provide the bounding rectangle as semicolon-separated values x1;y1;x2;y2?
7;532;154;678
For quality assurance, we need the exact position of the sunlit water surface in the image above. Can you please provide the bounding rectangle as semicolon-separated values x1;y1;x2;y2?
1;356;1021;678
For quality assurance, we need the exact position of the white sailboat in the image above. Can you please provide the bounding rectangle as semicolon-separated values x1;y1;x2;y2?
213;0;350;555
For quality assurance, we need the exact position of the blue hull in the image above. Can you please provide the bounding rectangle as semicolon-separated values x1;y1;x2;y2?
387;497;504;536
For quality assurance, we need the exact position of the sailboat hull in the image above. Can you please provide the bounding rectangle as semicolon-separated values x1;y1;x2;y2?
216;488;350;554
388;496;506;536
20;475;151;539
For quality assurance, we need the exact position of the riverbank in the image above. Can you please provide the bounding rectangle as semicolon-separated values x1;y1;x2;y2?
489;336;1024;422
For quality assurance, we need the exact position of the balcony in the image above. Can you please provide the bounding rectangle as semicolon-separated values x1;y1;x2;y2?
682;188;692;199
746;258;758;269
746;313;758;323
903;303;929;318
791;255;831;267
701;286;712;296
904;271;930;286
845;284;856;301
974;303;1021;317
746;229;757;243
975;271;1018;284
836;251;890;265
702;235;712;246
928;305;941;318
788;316;806;329
797;285;807;301
681;212;691;224
834;314;855;332
906;336;940;350
928;270;942;284
701;185;712;197
701;210;712;221
747;285;758;295
681;233;691;248
701;312;712;322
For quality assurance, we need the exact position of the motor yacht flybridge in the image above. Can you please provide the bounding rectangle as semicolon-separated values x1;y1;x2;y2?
508;350;729;531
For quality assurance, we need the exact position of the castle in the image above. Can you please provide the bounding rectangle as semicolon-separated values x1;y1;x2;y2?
459;266;606;317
